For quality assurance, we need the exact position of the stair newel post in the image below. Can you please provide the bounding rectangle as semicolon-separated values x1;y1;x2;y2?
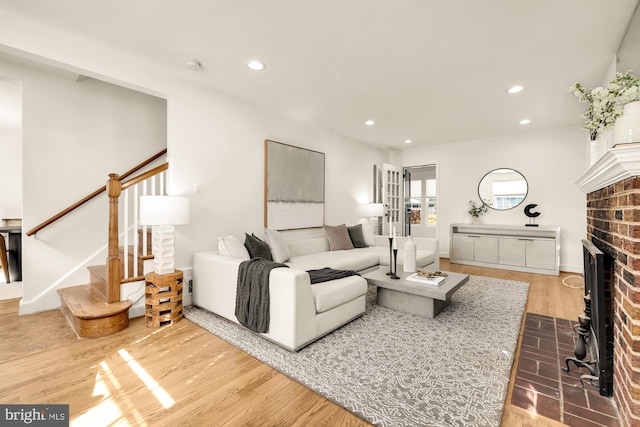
107;173;122;303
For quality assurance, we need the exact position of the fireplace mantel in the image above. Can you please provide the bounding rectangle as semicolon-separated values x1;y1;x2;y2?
575;143;640;193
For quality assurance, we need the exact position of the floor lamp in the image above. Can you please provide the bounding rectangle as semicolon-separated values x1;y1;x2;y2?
139;196;190;275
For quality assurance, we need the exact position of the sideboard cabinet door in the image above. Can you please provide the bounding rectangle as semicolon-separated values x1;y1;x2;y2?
526;239;556;271
499;237;526;267
451;234;474;261
474;236;498;264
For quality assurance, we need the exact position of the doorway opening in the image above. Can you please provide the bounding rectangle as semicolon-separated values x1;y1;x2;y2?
403;165;437;238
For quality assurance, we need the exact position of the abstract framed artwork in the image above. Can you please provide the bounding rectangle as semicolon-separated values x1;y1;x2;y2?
264;140;325;230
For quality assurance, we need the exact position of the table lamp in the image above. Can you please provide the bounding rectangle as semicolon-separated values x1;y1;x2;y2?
362;203;384;235
139;196;189;274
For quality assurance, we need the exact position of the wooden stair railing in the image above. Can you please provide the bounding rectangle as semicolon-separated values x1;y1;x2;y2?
107;163;168;303
26;149;167;237
48;150;169;338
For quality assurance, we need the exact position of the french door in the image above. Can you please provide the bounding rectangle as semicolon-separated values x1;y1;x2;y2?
381;163;402;236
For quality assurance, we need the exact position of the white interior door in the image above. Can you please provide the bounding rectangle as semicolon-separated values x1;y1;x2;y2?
381;163;402;236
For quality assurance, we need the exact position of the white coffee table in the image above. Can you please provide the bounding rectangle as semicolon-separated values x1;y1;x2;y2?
363;267;469;318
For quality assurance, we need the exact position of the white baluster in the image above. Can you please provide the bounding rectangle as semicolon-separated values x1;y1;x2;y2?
123;188;129;279
133;183;139;277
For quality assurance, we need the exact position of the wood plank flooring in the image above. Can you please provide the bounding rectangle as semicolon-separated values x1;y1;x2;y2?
0;260;588;426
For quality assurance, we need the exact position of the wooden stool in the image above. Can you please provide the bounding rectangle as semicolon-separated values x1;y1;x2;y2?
145;270;183;327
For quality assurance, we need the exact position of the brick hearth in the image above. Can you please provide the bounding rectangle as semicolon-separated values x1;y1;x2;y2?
511;313;619;426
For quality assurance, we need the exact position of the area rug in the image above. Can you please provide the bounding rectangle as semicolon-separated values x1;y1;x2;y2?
184;275;529;427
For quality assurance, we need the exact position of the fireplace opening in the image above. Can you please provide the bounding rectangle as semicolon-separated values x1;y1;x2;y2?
563;239;614;396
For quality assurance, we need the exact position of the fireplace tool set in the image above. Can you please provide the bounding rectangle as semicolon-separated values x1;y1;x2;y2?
563;291;599;388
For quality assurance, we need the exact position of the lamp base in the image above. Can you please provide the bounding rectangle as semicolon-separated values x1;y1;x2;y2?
152;225;176;275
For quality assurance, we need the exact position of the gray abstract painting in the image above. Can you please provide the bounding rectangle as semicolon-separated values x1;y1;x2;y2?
265;140;325;229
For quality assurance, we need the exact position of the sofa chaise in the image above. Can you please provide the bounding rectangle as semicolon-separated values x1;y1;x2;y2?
192;223;439;351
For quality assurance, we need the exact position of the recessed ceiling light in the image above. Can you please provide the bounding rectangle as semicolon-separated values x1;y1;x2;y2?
508;86;524;94
185;59;202;70
365;120;375;126
519;119;531;125
404;139;412;144
247;60;266;71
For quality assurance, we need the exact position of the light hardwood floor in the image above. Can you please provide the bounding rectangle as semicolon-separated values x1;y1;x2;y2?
0;260;586;426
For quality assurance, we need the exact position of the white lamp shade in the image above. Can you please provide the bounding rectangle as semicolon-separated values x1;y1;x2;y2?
139;196;189;226
361;203;384;217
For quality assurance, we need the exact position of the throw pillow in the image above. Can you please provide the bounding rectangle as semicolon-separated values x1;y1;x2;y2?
358;219;376;246
244;233;273;260
347;224;368;248
264;229;291;263
324;224;354;251
218;235;250;260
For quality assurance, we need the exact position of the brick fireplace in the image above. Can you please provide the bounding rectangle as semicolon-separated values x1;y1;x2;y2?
577;143;640;426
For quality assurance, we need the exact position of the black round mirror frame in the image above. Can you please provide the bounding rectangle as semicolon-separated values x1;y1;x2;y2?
477;168;528;211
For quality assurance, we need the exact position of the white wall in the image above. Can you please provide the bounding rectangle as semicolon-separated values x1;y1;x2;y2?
0;77;22;219
400;125;588;272
0;57;167;313
165;84;389;269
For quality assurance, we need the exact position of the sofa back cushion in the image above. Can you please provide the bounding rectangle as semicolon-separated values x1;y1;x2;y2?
286;237;330;257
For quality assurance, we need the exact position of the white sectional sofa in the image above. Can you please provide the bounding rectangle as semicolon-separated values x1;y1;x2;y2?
192;225;439;351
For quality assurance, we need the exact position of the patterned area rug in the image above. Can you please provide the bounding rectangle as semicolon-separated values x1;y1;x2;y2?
184;275;529;427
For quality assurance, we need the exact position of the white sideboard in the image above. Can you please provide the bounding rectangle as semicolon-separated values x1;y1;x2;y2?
450;223;560;276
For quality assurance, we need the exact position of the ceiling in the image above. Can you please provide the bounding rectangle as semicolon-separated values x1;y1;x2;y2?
0;0;638;150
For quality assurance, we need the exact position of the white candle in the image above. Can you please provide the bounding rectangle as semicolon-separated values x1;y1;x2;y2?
392;226;397;249
389;215;392;237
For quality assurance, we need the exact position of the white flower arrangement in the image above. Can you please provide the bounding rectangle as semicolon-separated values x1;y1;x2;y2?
568;70;640;140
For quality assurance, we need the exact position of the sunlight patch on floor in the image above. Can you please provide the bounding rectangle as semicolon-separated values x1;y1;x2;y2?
118;349;175;409
71;371;122;427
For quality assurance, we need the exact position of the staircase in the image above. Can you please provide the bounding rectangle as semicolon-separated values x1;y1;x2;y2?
58;235;153;338
26;150;168;339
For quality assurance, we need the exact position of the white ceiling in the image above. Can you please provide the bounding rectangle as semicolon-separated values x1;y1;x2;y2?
0;0;638;150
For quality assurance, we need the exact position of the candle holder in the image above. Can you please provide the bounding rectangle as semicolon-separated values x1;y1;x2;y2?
390;249;400;279
387;237;393;276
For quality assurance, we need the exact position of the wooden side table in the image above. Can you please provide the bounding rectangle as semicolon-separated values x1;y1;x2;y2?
145;270;183;327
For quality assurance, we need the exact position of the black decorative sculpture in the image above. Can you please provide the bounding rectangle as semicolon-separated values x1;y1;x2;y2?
524;203;540;227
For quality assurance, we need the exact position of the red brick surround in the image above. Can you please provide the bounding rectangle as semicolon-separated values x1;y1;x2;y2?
587;176;640;426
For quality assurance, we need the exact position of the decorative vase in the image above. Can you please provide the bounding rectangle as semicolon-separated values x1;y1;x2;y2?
403;236;417;273
614;101;640;147
589;138;607;166
472;216;481;225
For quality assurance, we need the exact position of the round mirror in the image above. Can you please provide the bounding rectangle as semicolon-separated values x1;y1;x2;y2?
478;168;528;210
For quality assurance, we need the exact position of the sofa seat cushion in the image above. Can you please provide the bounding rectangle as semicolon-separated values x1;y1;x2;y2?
360;247;436;267
286;249;379;272
310;275;368;313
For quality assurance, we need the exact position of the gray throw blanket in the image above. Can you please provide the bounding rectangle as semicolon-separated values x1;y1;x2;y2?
307;267;360;284
235;258;288;333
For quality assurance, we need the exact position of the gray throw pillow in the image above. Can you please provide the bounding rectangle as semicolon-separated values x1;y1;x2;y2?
324;224;354;251
244;233;273;260
347;224;368;248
